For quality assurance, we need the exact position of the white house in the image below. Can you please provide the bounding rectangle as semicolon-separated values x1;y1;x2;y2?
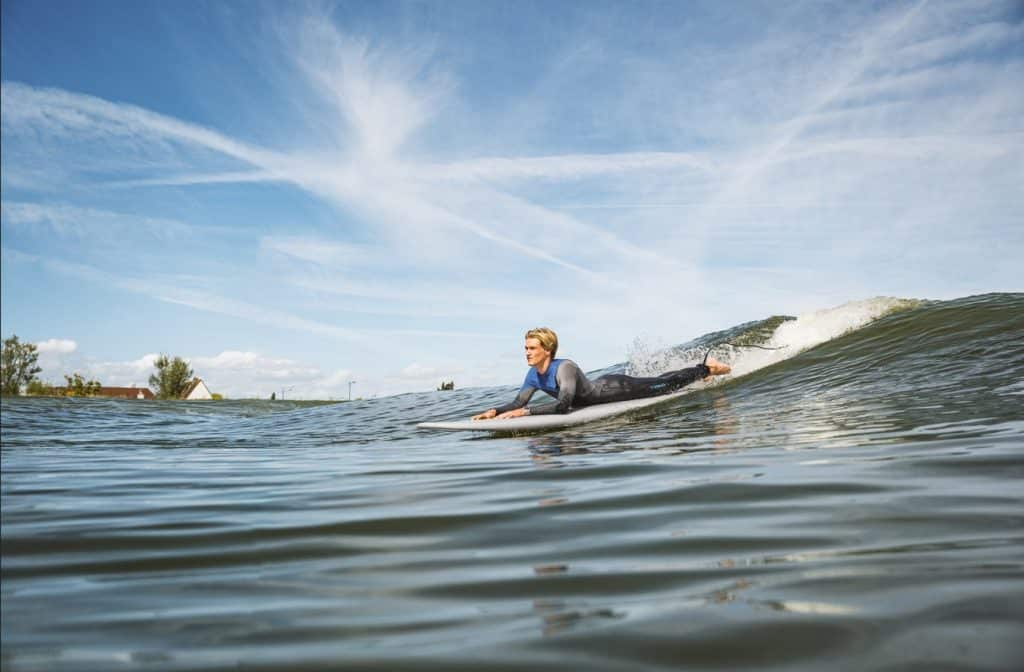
180;378;213;400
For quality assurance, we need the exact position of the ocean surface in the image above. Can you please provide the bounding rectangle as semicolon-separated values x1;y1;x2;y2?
2;293;1023;672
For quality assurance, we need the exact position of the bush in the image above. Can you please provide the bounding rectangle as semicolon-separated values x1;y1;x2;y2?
149;355;194;399
1;335;42;395
25;379;57;396
63;373;102;397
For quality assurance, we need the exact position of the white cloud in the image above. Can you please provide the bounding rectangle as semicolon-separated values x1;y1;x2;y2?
35;338;77;355
81;348;357;399
400;363;437;379
72;353;161;389
191;351;262;369
32;339;80;379
318;368;355;388
190;350;319;392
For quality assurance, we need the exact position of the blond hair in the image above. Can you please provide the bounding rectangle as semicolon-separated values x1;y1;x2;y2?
525;327;558;358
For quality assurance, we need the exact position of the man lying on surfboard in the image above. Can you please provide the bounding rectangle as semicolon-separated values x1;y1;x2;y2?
472;327;731;420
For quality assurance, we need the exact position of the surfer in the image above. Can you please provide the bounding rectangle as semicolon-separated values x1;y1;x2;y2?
472;327;731;420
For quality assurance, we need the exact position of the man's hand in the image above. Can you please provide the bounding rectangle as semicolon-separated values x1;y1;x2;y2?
703;357;732;381
472;407;530;420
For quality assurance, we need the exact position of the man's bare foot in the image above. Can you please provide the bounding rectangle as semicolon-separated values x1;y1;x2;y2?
704;357;731;381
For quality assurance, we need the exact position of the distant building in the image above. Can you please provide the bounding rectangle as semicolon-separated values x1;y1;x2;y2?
94;386;155;400
181;378;213;400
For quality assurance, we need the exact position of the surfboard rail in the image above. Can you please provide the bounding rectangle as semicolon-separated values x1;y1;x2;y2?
417;387;695;433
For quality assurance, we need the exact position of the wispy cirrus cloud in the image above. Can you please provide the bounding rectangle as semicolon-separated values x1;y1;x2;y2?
291;17;453;160
0;82;276;167
2;0;1021;395
2;248;363;342
883;11;1024;74
260;235;377;267
426;152;716;183
109;170;280;187
0;79;626;277
1;201;201;241
2;247;505;346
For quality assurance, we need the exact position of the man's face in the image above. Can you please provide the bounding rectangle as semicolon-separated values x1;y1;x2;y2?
524;338;551;367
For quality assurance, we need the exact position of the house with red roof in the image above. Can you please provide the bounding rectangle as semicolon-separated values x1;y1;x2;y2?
96;386;155;400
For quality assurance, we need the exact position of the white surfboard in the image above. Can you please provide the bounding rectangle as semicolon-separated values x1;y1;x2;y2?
417;387;696;433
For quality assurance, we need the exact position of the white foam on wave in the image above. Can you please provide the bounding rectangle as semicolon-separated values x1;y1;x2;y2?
727;296;921;379
628;297;921;382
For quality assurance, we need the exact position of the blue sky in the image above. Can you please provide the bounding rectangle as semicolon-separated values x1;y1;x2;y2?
2;0;1021;399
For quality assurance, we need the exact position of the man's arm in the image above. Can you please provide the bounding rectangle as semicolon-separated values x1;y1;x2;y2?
473;386;537;420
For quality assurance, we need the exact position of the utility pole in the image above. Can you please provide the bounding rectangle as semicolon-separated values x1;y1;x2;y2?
348;380;357;401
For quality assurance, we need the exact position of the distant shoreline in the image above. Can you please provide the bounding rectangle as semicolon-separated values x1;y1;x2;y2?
3;395;351;405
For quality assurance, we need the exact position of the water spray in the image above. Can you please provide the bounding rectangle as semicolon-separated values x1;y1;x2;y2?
702;341;787;366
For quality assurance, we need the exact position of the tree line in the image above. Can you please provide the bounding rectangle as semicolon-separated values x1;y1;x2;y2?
1;335;205;399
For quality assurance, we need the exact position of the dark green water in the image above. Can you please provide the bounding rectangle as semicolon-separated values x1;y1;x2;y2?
2;294;1023;671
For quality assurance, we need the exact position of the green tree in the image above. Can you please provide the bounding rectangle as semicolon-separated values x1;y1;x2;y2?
25;379;57;396
149;355;194;399
63;373;102;397
1;335;43;396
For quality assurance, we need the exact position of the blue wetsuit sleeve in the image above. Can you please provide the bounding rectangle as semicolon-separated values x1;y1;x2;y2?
494;386;537;414
527;362;579;415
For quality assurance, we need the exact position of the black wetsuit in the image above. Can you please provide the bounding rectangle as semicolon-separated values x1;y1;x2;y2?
494;359;710;415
